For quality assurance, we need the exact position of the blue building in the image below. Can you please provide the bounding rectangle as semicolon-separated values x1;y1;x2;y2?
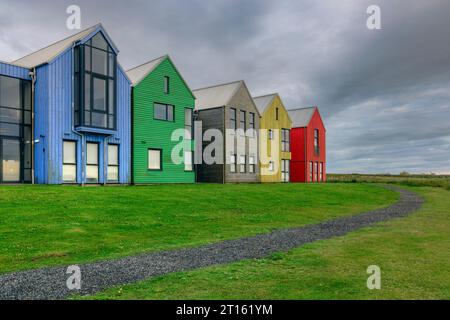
0;24;131;184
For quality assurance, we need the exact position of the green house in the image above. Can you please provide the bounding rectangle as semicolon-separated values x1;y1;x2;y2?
126;55;195;184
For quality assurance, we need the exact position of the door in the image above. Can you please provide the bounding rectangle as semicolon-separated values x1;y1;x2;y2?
1;139;21;182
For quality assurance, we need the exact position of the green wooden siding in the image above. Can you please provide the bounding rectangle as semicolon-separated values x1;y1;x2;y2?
132;58;195;183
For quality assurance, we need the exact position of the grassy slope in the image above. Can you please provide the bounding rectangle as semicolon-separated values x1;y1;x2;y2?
0;183;396;274
83;186;450;300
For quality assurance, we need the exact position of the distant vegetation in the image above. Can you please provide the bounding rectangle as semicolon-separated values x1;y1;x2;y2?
328;173;450;190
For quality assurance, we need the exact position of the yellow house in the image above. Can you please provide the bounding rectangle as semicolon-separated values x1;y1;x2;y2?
253;93;292;183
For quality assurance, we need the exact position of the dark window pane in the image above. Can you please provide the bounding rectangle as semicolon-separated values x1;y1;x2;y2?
108;115;115;129
85;46;91;71
2;139;20;182
0;107;21;123
164;76;169;94
0;76;20;108
84;111;91;126
23;169;32;183
85;74;91;110
154;103;166;120
74;47;80;73
91;33;109;51
108;80;114;113
74;74;79;111
92;112;107;128
92;48;107;75
0;123;20;136
23;81;32;110
108;54;115;77
93;78;107;111
24;111;31;125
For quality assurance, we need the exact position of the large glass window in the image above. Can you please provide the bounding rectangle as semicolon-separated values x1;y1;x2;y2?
148;149;162;170
314;129;320;155
240;110;246;131
154;103;174;121
86;142;99;183
230;154;236;173
230;108;237;131
108;144;119;182
0;76;32;183
282;159;290;182
249;156;256;174
75;32;116;130
310;161;313;182
63;141;77;183
185;108;193;139
282;129;290;152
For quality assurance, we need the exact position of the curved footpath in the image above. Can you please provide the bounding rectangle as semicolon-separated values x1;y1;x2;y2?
0;185;423;300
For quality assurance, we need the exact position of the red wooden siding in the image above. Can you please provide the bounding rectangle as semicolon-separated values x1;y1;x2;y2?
290;109;326;183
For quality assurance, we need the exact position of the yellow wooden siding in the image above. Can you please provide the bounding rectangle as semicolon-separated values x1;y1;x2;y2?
259;95;292;183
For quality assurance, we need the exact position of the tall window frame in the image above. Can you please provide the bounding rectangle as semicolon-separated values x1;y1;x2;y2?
239;155;246;173
282;159;290;183
230;154;237;173
309;161;313;182
249;155;256;174
74;32;117;130
62;140;77;183
282;129;290;152
154;103;174;122
230;108;237;132
240;110;246;131
314;129;320;155
107;144;119;183
184;108;193;139
86;142;99;183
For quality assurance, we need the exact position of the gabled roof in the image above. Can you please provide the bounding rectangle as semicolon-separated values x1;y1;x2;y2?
253;93;278;114
193;80;244;110
288;107;317;128
126;55;167;86
126;55;195;98
12;24;118;69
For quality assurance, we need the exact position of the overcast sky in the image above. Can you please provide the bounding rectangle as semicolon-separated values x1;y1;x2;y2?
1;0;449;174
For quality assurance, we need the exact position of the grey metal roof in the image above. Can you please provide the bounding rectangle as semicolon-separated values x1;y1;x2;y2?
126;55;167;86
288;107;317;128
253;93;277;114
12;24;101;68
193;80;243;110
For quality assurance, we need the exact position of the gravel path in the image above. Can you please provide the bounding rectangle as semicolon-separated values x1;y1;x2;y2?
0;185;423;300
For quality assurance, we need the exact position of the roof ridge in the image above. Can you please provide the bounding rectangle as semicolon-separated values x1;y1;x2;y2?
12;23;101;63
126;54;168;72
288;106;317;112
193;80;243;92
253;93;278;100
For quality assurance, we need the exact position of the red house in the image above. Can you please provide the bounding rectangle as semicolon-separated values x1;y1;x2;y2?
288;107;326;183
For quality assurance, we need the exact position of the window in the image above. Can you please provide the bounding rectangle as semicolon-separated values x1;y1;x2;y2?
249;156;256;174
107;144;119;182
230;108;237;131
86;143;99;183
309;161;313;182
276;108;279;121
0;76;32;183
315;162;319;182
320;162;324;182
148;149;162;170
314;129;320;155
240;110;246;131
154;103;174;121
185;108;193;139
230;154;236;173
249;112;255;137
240;155;246;173
282;159;290;182
63;141;77;183
269;161;275;172
282;129;290;152
268;129;274;140
184;151;193;171
74;33;116;130
164;76;170;94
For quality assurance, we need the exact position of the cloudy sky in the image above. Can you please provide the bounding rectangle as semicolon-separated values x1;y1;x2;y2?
1;0;449;174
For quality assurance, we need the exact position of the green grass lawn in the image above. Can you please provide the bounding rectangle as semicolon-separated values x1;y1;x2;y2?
0;183;396;274
81;186;450;300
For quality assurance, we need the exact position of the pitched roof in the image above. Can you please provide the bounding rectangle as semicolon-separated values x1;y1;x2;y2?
193;80;244;110
288;107;317;128
253;93;277;114
126;55;167;86
12;24;116;69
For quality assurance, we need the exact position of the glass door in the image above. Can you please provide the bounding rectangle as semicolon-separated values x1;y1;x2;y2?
1;139;21;182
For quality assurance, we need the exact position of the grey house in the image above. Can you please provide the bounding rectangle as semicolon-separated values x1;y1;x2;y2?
193;80;260;183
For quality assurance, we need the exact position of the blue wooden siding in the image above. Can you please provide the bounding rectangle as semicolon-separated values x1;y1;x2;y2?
0;62;30;80
34;48;131;184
